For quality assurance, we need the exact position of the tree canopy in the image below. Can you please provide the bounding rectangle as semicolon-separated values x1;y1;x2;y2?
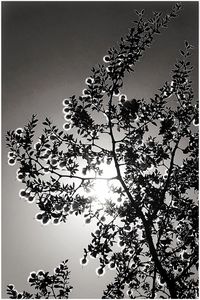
6;2;198;299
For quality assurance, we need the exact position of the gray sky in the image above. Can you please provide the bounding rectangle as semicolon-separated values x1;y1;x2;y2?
2;1;198;298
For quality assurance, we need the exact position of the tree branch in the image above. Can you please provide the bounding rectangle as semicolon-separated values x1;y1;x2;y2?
107;84;177;298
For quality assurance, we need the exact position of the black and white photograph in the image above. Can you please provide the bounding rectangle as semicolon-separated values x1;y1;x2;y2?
2;1;199;298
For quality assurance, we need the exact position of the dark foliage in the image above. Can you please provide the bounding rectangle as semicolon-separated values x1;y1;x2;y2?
6;3;198;299
6;260;72;299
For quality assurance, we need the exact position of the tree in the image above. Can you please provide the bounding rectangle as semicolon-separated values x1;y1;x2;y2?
6;2;198;299
6;260;72;299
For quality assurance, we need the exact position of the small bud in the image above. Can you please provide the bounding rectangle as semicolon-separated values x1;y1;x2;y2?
124;225;132;232
27;196;35;203
42;215;50;225
64;114;73;121
108;262;115;270
37;270;44;276
85;218;91;224
177;267;183;273
59;161;66;169
27;276;34;283
19;189;27;198
113;89;120;97
103;55;111;63
100;216;106;222
106;66;113;73
62;98;72;106
43;150;51;160
34;142;41;149
7;284;14;290
127;290;132;296
43;167;50;174
15;128;23;135
80;257;88;266
63;122;72;131
63;107;71;114
96;267;105;276
55;203;62;211
50;134;57;141
8;158;16;166
51;158;58;166
16;172;24;182
30;272;36;278
82;168;87;175
54;267;60;274
157;276;165;286
119;94;127;103
118;240;125;248
36;213;43;220
53;218;60;225
163;173;168;180
193;118;199;127
8;151;15;158
82;89;90;96
85;77;94;85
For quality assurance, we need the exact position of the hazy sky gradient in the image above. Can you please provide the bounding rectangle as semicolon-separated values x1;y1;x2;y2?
2;1;198;298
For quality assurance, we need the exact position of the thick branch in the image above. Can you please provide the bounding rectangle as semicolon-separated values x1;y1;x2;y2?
107;89;178;297
150;139;180;221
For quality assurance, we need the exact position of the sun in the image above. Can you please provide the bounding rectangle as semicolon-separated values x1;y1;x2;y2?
88;162;118;206
79;161;122;210
92;179;110;201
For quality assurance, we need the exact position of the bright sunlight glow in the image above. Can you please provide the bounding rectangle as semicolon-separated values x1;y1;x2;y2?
93;162;116;201
86;162;120;209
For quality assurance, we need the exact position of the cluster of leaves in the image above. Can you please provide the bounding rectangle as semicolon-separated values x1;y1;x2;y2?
6;2;198;299
6;260;72;298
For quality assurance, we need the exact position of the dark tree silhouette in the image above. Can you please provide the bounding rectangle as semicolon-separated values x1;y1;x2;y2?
6;3;198;299
6;260;72;299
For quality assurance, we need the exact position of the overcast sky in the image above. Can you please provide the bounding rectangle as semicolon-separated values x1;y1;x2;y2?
2;1;198;298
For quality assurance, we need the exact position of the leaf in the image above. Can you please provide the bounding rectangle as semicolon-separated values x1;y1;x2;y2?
150;120;157;126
